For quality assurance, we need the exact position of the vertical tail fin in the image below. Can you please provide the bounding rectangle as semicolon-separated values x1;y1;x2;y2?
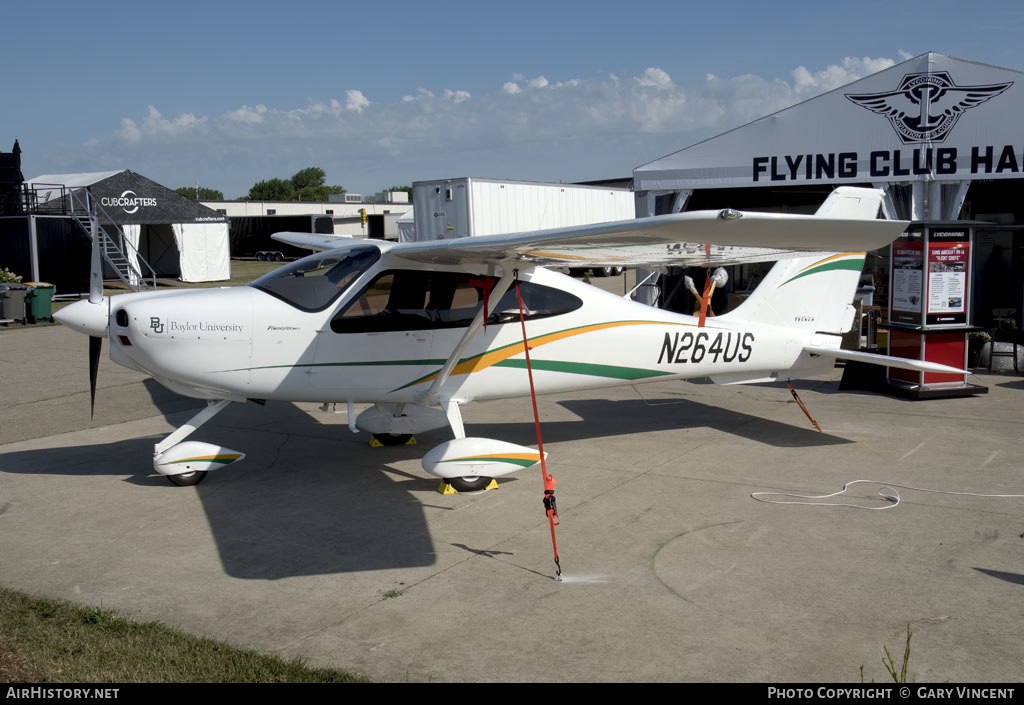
721;188;882;333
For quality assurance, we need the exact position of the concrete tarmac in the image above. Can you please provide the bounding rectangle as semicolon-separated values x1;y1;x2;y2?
1;322;1023;682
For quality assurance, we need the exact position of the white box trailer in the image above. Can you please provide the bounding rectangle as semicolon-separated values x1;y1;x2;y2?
410;177;634;242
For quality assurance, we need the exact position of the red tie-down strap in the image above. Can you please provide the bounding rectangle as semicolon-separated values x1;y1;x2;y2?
514;279;561;581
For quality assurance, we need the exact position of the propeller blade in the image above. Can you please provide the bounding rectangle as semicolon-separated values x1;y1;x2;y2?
89;335;101;419
88;216;103;304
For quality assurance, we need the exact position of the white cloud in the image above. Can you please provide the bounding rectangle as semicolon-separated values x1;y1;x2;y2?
442;89;471;103
117;117;141;143
402;88;435;102
791;56;896;95
116;105;205;142
345;90;370;112
225;104;268;123
80;55;903;196
635;67;674;90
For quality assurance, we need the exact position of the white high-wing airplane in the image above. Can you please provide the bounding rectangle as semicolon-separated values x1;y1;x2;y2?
55;187;966;492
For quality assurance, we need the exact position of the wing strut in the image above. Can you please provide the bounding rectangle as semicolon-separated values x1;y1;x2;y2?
515;279;562;582
416;268;516;405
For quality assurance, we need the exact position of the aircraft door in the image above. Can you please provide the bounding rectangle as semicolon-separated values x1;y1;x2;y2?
311;270;441;397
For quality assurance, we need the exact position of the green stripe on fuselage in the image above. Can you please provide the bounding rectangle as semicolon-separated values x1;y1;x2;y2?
494;359;671;380
781;258;864;287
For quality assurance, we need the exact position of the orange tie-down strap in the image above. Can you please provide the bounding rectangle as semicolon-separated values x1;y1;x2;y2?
515;280;561;581
788;382;823;433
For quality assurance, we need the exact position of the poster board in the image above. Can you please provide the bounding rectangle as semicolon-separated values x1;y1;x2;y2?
925;229;970;326
890;227;924;325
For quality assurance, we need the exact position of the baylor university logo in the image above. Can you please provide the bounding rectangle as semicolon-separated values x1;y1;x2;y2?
846;71;1012;144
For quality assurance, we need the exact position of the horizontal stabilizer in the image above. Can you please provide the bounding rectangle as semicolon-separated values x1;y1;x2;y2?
803;346;970;375
814;186;884;219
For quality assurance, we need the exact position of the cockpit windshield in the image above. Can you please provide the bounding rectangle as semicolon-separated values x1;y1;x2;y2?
249;244;381;312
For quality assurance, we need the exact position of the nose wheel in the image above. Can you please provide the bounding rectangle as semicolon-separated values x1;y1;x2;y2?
370;433;416;447
166;471;208;487
448;476;493;493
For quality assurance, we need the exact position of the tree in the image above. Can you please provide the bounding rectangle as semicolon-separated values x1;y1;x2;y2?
387;184;411;200
291;167;327;191
298;184;345;202
248;178;296;201
245;167;345;202
175;186;224;200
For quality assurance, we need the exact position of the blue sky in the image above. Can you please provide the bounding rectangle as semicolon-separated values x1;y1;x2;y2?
5;0;1024;198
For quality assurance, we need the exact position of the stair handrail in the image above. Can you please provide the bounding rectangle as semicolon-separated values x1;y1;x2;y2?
67;187;158;291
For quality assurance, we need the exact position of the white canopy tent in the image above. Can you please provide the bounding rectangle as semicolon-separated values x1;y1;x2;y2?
27;170;230;283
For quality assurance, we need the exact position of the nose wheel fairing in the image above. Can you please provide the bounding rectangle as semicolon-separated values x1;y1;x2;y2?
153;400;244;486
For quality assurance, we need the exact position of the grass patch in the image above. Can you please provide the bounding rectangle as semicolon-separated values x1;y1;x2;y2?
188;259;280;288
862;623;916;683
0;586;369;683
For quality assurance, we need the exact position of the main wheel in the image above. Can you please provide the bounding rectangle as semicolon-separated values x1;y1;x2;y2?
167;471;208;487
372;433;413;447
448;476;492;493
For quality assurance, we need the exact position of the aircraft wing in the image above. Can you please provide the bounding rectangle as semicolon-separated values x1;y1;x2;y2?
272;232;361;251
386;209;908;269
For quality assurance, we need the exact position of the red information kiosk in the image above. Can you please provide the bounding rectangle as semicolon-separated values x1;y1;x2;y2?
885;223;987;398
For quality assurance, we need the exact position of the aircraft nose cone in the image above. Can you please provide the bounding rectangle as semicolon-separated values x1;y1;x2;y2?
54;297;109;338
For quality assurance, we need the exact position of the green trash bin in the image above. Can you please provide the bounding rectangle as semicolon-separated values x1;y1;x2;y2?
23;282;55;324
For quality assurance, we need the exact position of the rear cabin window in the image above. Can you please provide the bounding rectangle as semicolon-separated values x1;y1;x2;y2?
331;271;582;333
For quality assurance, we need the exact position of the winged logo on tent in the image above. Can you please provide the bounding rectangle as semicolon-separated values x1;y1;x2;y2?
846;71;1012;144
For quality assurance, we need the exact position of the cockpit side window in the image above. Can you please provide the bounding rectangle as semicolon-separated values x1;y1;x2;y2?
249;245;380;312
331;271;582;333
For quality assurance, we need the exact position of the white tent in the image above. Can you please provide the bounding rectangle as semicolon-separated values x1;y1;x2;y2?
27;170;231;283
397;208;416;242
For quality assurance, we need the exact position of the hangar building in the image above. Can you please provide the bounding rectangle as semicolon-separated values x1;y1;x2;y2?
633;52;1024;333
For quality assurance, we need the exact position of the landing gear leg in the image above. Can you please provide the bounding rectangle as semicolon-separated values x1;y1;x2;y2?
154;399;234;487
436;399;495;494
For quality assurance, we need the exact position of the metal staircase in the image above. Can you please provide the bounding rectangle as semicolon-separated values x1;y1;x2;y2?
68;189;157;292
